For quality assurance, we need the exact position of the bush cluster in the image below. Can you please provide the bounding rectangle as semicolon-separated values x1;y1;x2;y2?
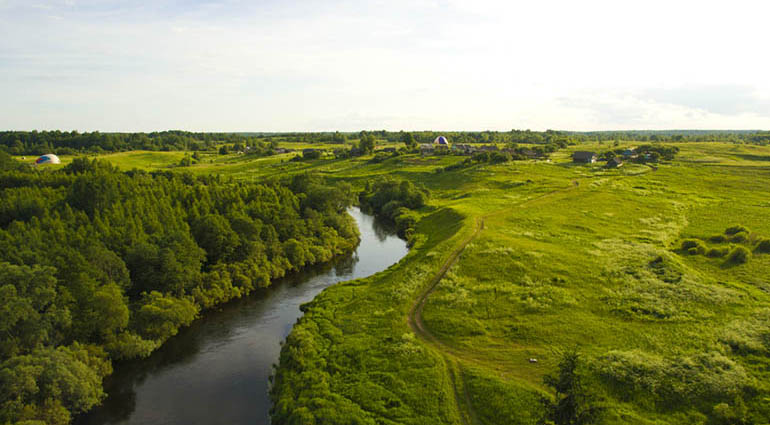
359;177;428;241
678;225;769;265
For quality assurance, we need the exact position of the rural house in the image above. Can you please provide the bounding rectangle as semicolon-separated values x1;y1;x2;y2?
420;144;435;155
572;151;597;163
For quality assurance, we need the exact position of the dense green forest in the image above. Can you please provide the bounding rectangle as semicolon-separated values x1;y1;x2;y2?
0;131;269;155
0;152;359;425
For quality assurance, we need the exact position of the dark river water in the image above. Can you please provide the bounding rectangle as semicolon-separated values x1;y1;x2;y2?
76;208;408;425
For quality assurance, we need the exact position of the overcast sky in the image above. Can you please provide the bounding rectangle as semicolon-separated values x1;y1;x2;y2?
1;0;769;132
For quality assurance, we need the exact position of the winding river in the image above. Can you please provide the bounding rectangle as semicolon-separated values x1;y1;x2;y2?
76;208;408;425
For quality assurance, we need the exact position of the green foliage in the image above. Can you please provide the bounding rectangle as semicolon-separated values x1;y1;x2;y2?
0;344;111;425
0;162;359;422
358;131;376;154
756;238;770;253
192;214;239;265
597;350;752;411
720;309;770;356
369;152;390;163
681;239;706;254
359;177;428;239
705;247;729;258
401;131;417;149
0;130;260;155
726;246;751;265
302;150;321;160
725;225;750;236
0;263;69;358
541;351;604;425
708;234;727;243
134;291;198;341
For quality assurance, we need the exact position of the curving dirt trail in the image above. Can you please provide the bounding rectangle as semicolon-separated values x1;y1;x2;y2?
407;187;573;425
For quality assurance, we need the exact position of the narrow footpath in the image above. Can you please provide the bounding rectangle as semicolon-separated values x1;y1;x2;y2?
407;187;574;425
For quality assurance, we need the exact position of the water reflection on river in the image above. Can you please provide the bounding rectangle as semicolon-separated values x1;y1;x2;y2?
76;208;408;425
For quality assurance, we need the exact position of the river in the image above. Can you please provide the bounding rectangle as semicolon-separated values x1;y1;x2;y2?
75;207;408;425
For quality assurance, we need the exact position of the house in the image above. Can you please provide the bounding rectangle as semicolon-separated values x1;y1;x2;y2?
420;144;435;155
606;157;623;168
522;149;544;159
302;148;317;155
349;147;363;156
452;144;474;154
382;147;396;153
622;148;636;158
572;151;597;163
479;145;499;152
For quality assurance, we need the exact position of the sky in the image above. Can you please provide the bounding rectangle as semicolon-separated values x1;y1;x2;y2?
1;0;769;132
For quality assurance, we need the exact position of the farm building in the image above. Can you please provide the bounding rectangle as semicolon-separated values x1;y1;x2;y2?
606;157;623;168
572;151;597;163
420;144;435;155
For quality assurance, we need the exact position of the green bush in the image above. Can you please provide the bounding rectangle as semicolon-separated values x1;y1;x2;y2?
726;246;751;265
708;235;727;243
755;239;770;253
681;239;705;254
706;247;729;258
725;225;750;235
729;232;749;243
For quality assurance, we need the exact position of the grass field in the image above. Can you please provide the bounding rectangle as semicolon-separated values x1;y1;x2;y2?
24;142;770;424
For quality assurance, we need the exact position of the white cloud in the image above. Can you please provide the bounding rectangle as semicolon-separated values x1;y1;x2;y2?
1;0;770;131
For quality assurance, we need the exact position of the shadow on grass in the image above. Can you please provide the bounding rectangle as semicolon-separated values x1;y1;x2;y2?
734;154;770;162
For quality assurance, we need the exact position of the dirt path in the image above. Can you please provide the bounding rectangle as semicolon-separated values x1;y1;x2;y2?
407;215;483;425
407;187;574;425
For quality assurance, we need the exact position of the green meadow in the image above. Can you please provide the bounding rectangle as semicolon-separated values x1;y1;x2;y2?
22;141;770;424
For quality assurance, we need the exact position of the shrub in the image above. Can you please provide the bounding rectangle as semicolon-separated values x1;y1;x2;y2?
755;239;770;253
706;247;729;258
709;235;727;243
729;232;749;243
369;152;390;163
725;225;749;235
681;239;705;254
726;246;751;265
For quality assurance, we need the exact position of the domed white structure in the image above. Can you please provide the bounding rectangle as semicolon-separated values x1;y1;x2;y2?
34;154;61;165
433;136;449;145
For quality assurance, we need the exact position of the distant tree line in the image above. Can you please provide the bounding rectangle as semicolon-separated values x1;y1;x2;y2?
5;129;767;157
0;153;358;424
0;131;270;155
571;130;770;145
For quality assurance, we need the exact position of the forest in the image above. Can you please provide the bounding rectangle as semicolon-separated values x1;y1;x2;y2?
0;131;266;155
0;152;359;425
